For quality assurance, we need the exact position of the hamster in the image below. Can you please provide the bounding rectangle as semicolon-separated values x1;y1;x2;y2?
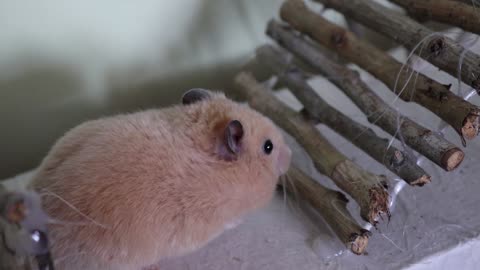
29;88;292;270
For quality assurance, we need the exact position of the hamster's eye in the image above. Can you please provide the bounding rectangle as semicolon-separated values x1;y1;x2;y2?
263;139;273;155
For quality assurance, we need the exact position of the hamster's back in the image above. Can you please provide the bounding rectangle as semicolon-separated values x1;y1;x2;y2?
31;107;202;270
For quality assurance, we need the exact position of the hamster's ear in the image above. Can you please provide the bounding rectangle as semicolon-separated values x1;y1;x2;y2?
182;88;212;105
219;120;244;160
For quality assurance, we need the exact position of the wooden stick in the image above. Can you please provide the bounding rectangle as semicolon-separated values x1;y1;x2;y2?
390;0;480;35
234;72;390;225
265;20;465;171
256;44;431;184
282;165;371;254
279;0;480;143
311;0;480;95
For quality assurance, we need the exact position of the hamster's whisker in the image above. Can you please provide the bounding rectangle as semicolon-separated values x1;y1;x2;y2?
39;189;109;229
284;173;301;203
280;176;288;208
52;251;88;265
46;218;108;228
279;174;302;214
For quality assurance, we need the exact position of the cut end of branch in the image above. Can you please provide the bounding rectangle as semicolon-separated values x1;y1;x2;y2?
428;37;446;57
367;185;391;226
441;147;465;171
462;113;480;140
409;174;432;187
349;229;371;255
390;150;431;186
283;165;371;255
332;160;391;225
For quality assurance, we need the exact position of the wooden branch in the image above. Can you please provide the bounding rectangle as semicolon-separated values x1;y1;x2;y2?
282;165;371;254
311;0;480;95
266;20;465;171
256;44;431;185
390;0;480;35
233;72;390;225
280;0;480;143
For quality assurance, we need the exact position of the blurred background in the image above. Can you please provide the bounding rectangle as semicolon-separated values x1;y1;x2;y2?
0;0;422;179
0;0;290;178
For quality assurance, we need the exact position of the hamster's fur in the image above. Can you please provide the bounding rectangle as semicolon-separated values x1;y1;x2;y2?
30;89;292;270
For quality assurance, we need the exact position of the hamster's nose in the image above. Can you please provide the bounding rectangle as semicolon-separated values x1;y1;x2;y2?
277;146;292;176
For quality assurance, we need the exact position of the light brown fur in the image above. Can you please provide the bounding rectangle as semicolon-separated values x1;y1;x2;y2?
29;91;291;270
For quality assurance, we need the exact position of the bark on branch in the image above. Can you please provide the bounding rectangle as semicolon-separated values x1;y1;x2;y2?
282;165;371;254
390;0;480;36
312;0;480;95
256;44;431;184
265;20;465;171
233;72;390;225
279;0;480;143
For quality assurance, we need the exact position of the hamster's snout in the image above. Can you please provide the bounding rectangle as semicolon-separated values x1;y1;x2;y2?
276;145;292;176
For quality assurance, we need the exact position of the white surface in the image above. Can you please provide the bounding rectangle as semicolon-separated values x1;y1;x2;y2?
407;238;480;270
